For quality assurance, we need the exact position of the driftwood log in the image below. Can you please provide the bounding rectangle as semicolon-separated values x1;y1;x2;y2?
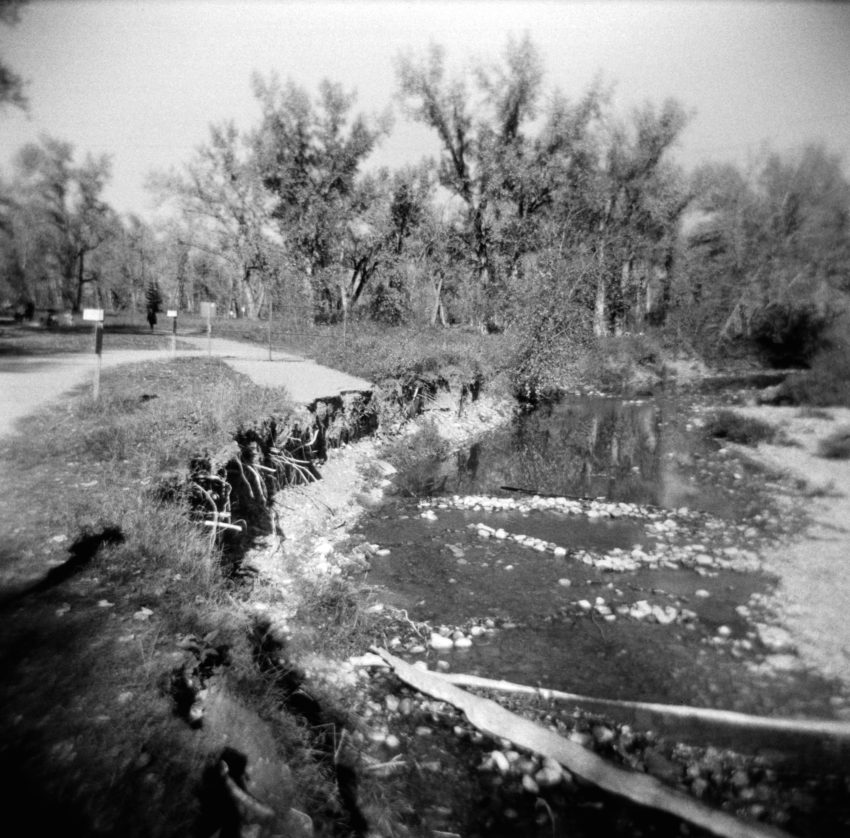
438;671;850;757
374;648;791;838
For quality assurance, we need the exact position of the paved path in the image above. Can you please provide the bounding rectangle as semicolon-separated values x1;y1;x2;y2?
176;335;372;404
0;337;372;440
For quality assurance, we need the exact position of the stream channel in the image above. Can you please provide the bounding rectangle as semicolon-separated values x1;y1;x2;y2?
357;389;845;739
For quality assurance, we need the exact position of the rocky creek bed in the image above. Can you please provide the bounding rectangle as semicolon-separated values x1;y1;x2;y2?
235;384;850;837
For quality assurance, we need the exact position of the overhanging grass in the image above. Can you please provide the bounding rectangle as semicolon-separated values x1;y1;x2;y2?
0;356;301;835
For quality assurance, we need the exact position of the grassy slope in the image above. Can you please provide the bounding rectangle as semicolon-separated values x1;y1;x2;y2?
0;347;310;836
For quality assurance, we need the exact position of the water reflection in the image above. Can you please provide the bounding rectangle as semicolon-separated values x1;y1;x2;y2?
405;395;727;514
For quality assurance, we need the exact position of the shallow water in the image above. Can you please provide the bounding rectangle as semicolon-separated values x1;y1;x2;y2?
362;393;841;722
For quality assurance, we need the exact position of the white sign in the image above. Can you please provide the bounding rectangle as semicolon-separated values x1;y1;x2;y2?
166;310;177;318
200;302;215;318
82;308;104;322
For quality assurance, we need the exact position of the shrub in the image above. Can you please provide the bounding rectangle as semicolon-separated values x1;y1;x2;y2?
818;425;850;459
704;410;776;446
783;343;850;407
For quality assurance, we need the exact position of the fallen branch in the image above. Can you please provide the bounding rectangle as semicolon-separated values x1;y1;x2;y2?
438;672;850;752
203;520;243;533
373;648;791;838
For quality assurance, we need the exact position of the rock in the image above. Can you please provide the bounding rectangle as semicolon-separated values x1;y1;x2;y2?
534;759;563;788
415;726;432;737
592;725;615;745
756;624;795;653
384;734;401;750
133;607;153;621
557;578;571;587
521;774;540;794
553;546;568;558
489;750;511;774
577;600;593;611
385;694;399;712
453;636;472;649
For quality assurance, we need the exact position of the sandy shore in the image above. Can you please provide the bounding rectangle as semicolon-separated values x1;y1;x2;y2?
730;406;850;685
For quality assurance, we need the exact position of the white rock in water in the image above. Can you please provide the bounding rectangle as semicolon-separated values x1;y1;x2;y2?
453;636;472;648
430;633;454;650
652;605;678;625
420;510;438;521
384;734;401;750
695;589;711;598
494;529;509;539
717;625;732;638
470;625;486;637
756;624;795;653
629;600;653;620
577;600;593;611
557;578;572;587
553;546;568;558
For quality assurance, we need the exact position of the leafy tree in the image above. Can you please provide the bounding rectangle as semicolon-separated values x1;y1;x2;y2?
0;0;27;113
586;99;691;335
150;121;282;317
676;145;850;362
251;74;390;319
9;136;115;310
396;36;608;327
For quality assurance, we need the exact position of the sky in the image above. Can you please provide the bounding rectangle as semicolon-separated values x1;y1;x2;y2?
1;0;849;219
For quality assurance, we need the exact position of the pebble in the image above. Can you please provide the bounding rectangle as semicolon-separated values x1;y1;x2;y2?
453;636;472;649
521;774;540;794
557;578;571;587
430;633;454;651
415;726;432;737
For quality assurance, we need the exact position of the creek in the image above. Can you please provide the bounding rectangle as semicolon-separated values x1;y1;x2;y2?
359;392;841;721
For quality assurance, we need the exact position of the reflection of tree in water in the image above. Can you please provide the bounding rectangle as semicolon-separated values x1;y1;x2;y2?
442;398;665;504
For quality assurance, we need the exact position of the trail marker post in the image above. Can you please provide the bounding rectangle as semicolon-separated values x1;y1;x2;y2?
200;302;215;356
166;309;178;355
267;295;273;361
83;308;104;400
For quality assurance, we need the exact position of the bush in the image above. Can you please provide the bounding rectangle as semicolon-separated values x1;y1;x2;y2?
783;343;850;407
818;425;850;459
705;410;776;446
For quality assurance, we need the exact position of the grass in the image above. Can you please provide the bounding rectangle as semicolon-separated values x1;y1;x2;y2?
0;315;179;355
818;425;850;460
0;355;330;835
704;409;777;446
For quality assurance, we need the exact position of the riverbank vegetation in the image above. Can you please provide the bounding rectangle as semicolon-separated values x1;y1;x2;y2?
0;354;391;835
3;37;849;403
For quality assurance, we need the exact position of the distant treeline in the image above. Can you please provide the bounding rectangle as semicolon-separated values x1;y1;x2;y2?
2;36;848;368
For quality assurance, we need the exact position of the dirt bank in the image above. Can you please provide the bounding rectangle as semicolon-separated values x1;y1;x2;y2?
248;391;516;637
727;406;850;685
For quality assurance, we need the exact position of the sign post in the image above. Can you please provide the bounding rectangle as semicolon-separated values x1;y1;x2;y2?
267;294;273;361
199;302;215;356
166;309;178;356
83;308;104;400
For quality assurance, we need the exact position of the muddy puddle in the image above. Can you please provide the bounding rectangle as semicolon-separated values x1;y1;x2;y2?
360;394;843;719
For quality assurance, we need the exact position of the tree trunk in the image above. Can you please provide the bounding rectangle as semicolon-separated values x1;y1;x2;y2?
594;239;608;337
73;251;86;312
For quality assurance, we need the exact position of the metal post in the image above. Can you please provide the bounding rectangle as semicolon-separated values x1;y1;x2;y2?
93;321;103;400
268;294;273;361
171;314;177;356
